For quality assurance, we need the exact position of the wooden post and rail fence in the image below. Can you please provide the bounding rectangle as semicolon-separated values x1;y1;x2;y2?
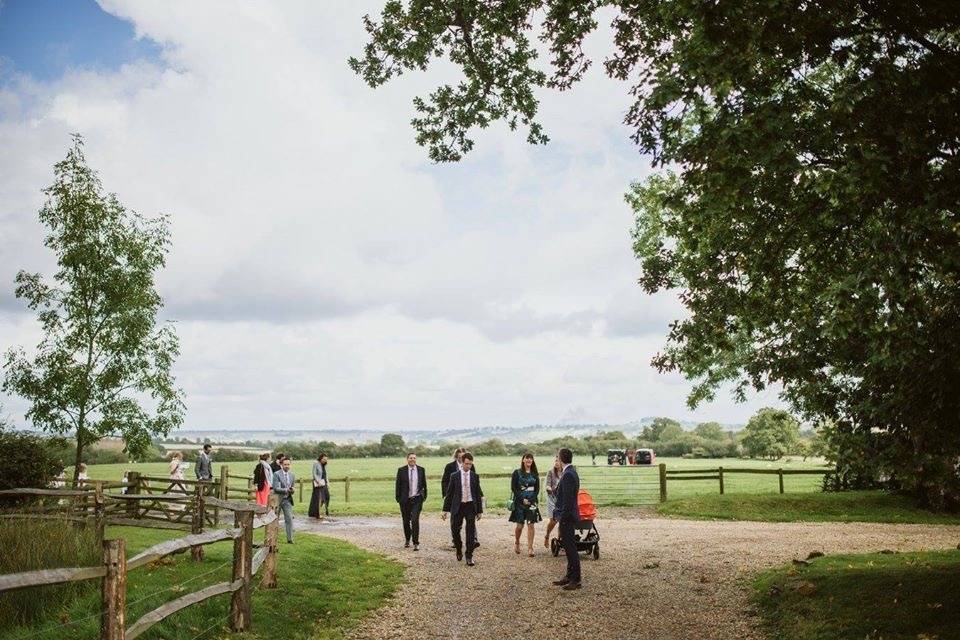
0;487;280;639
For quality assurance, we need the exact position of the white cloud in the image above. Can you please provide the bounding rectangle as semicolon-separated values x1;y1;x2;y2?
0;1;784;430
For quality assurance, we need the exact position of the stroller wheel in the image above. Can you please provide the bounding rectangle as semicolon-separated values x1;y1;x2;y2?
550;538;560;557
593;544;600;560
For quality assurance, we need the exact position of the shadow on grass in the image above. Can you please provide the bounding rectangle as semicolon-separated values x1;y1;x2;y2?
754;550;960;640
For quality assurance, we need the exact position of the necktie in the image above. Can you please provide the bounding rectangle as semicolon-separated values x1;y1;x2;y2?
462;471;470;502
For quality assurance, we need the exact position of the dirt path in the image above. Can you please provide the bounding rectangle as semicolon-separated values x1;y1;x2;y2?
297;514;959;640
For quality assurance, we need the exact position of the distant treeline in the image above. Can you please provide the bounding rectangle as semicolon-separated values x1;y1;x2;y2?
155;412;821;464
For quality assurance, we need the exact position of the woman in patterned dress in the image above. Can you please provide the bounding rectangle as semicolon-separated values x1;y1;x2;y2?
509;452;542;557
543;456;562;547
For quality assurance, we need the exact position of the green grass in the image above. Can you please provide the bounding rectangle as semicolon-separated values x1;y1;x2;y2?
0;518;100;626
657;491;960;524
753;550;960;640
82;455;831;515
0;525;403;640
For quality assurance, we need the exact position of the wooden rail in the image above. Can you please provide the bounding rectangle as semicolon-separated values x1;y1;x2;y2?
659;465;833;500
0;487;281;640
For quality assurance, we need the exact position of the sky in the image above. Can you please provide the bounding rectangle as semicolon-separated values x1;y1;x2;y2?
0;1;784;431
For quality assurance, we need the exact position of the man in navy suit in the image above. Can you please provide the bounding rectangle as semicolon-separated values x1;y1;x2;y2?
442;452;483;566
441;447;482;548
552;447;582;590
395;452;427;550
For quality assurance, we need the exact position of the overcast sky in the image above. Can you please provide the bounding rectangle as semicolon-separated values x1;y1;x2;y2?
0;1;784;431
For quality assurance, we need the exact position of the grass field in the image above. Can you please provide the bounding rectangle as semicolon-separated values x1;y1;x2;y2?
657;491;960;525
754;549;960;640
0;524;403;640
79;455;831;516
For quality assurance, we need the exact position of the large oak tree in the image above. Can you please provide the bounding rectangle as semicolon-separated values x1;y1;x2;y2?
351;1;960;508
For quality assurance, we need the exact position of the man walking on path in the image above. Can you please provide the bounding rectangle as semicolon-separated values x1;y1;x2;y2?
441;447;482;548
395;452;427;550
195;443;214;481
273;457;296;543
552;447;582;590
442;452;483;566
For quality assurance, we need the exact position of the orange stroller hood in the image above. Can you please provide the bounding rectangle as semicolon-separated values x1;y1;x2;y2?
577;489;597;521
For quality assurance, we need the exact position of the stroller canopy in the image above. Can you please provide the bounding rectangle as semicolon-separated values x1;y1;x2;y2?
577;489;597;521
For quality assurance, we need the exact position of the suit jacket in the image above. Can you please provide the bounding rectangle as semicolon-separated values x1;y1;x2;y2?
441;460;480;498
553;465;580;523
395;465;427;504
442;469;483;516
272;469;296;504
195;452;213;480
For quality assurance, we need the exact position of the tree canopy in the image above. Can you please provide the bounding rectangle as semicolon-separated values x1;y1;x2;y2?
3;136;185;482
741;408;801;459
352;1;960;509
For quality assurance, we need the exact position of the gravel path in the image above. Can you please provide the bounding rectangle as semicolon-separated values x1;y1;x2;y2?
297;513;959;640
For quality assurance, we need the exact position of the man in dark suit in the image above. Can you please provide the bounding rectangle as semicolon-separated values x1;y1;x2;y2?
442;452;483;566
441;447;482;548
395;452;427;550
552;447;582;590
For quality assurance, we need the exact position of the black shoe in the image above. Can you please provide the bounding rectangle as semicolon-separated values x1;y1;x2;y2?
413;544;419;551
456;547;463;561
552;578;570;586
466;558;475;566
563;582;582;591
287;540;294;544
474;541;480;548
405;542;410;548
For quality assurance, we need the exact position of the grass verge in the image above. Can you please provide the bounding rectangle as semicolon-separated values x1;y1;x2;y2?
656;491;960;524
0;525;403;640
753;549;960;640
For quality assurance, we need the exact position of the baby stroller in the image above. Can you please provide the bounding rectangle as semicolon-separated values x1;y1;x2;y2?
551;489;600;560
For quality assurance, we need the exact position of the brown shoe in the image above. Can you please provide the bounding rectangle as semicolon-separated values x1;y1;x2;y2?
552;578;570;586
563;582;582;591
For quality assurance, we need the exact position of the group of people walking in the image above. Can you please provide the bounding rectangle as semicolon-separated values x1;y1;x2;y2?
395;446;584;589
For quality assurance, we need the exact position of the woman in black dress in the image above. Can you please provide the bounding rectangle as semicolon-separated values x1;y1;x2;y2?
509;453;542;557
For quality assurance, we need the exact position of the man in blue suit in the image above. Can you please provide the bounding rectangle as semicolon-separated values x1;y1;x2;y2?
272;457;296;543
442;452;483;566
552;447;582;590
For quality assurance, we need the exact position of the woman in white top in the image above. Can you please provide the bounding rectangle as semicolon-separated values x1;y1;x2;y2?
77;463;89;487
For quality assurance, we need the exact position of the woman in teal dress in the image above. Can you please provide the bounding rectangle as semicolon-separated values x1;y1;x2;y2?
509;453;542;557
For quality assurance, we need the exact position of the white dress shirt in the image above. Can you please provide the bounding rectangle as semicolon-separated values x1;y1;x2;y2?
408;465;419;498
461;470;472;502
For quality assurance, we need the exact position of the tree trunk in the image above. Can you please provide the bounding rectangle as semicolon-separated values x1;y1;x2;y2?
72;431;85;486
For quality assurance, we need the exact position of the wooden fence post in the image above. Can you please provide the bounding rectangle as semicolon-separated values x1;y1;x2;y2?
345;476;351;503
262;494;279;589
125;472;140;519
778;468;784;494
229;510;254;632
658;464;667;503
94;483;106;546
191;484;206;562
718;467;725;495
298;479;304;502
219;465;229;502
100;538;126;640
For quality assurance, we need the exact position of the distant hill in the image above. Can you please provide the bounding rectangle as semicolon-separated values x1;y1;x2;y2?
168;418;745;446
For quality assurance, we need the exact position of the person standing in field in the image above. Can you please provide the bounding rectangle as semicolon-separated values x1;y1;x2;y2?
552;447;582;590
543;457;562;547
318;453;331;515
254;452;272;506
195;443;214;481
309;452;330;519
442;452;483;566
76;463;89;487
272;457;296;543
509;453;542;557
270;452;284;473
395;452;427;550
